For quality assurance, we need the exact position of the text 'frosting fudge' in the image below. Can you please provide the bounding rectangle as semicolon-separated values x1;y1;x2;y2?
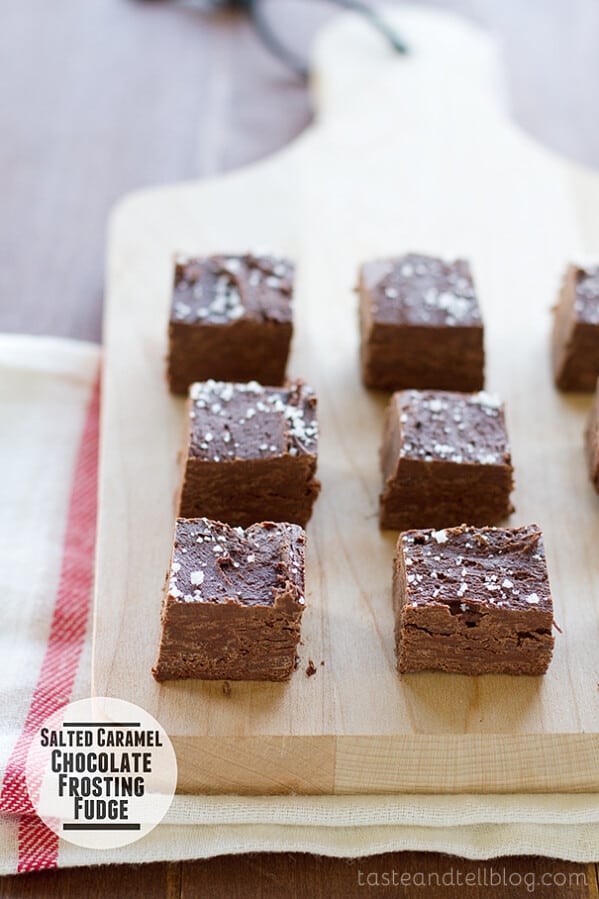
358;253;485;391
380;389;514;530
153;519;305;682
552;263;599;391
178;379;320;528
394;524;554;676
167;253;294;394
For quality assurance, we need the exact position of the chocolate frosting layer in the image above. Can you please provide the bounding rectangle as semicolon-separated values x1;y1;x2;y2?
187;379;318;462
168;518;305;608
574;265;599;324
171;254;293;326
393;389;511;466
362;253;482;328
400;524;552;614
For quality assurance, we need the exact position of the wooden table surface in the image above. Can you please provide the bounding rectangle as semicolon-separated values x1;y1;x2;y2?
1;0;599;894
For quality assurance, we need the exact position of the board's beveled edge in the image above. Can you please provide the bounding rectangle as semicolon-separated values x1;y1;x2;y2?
170;733;599;795
173;735;337;795
334;734;599;794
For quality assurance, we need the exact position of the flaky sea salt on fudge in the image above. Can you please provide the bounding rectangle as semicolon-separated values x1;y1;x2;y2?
153;518;306;682
178;379;320;527
393;524;554;675
380;389;514;530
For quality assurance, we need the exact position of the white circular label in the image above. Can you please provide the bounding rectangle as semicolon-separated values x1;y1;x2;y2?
25;697;177;849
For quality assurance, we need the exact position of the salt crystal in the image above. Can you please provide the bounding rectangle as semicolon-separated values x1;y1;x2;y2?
174;302;191;319
471;391;501;410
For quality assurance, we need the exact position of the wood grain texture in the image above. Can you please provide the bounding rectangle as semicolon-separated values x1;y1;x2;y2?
1;0;599;344
0;0;311;342
180;854;597;898
1;856;595;898
0;862;181;899
94;7;599;795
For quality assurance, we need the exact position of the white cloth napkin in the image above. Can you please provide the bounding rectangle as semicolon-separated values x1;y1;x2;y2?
1;334;598;874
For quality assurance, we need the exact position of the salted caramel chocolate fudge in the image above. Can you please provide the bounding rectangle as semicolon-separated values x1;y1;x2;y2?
585;378;599;492
179;379;320;527
552;264;599;391
380;389;514;530
153;519;305;681
167;253;294;394
394;524;554;676
358;253;485;391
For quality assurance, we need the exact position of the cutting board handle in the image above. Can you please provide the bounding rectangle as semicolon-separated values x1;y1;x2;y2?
312;7;505;128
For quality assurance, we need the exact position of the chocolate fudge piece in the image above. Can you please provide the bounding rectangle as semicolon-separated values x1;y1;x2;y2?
585;378;599;492
167;253;293;394
178;379;320;527
153;518;305;682
552;263;599;391
358;254;485;391
380;389;514;530
394;524;555;675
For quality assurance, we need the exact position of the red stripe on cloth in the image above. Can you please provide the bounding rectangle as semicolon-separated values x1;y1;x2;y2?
17;816;60;873
0;374;100;873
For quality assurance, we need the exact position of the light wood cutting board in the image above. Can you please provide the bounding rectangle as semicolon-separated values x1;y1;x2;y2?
94;6;599;794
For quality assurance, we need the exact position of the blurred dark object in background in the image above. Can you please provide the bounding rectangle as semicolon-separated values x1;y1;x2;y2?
139;0;407;76
3;0;599;343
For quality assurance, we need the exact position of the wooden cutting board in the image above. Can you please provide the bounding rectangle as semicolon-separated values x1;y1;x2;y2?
94;6;599;794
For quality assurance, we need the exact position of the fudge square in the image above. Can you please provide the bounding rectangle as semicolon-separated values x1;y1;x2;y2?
379;389;514;530
358;253;485;391
153;519;306;682
179;379;320;528
585;378;599;493
393;524;555;676
552;263;599;391
167;253;294;394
